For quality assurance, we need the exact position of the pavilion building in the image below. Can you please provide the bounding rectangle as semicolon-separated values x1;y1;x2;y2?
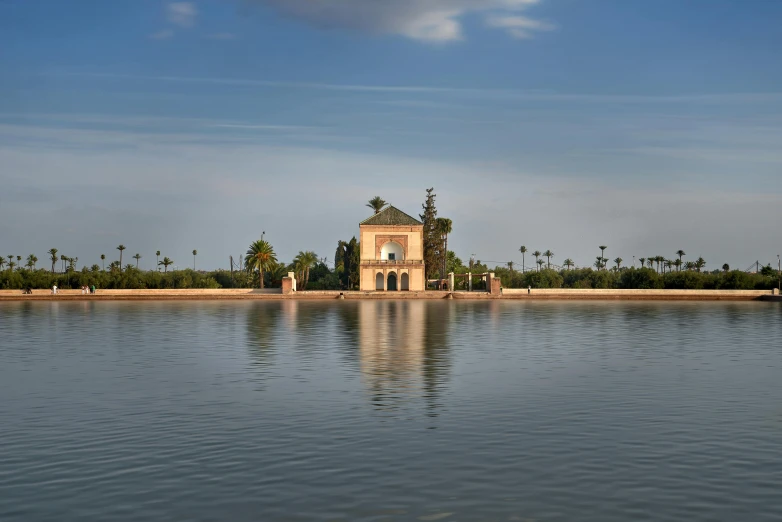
359;206;426;291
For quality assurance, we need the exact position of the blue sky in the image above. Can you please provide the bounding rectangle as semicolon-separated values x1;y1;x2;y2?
1;0;781;271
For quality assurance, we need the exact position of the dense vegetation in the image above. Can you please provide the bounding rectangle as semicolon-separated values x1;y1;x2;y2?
2;189;777;291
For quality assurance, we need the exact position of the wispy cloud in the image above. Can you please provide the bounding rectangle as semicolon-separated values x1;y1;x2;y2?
253;0;547;42
49;72;782;104
167;2;197;27
149;29;174;40
485;15;555;39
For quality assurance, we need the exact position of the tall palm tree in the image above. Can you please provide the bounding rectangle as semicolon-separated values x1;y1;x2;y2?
117;245;126;272
614;257;623;269
26;254;36;270
519;246;527;273
0;257;5;271
532;250;542;272
594;257;604;270
159;257;174;273
192;250;197;270
673;259;682;272
638;257;646;268
598;246;607;270
722;263;730;273
8;260;16;271
245;239;277;289
647;258;654;269
436;217;452;278
543;250;554;269
48;248;58;273
695;257;706;273
60;254;66;272
293;250;318;290
685;261;695;271
133;253;142;269
16;256;21;267
676;250;686;271
101;254;106;271
156;250;161;269
563;258;574;270
664;259;673;273
366;196;387;214
507;260;514;273
536;258;545;271
7;255;13;268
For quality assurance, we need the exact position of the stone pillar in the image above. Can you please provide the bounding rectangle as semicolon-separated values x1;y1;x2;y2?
489;273;501;295
282;271;296;295
773;288;779;295
468;272;472;292
448;272;455;292
383;269;387;292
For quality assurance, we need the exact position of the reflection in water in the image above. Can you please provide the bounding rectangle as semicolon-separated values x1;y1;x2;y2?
357;301;450;415
245;302;283;368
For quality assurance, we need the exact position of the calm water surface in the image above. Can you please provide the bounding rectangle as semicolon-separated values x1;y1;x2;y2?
1;300;781;521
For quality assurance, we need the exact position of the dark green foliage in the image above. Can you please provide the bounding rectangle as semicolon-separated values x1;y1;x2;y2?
419;187;441;280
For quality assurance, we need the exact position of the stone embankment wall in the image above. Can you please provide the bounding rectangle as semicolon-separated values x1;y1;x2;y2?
0;288;777;301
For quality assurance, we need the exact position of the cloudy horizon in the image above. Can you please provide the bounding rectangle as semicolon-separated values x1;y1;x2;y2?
1;0;781;272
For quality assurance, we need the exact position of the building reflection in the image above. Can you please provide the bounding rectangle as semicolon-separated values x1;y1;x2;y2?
357;300;451;416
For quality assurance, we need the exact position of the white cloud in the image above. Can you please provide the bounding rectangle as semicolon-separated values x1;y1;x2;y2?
149;29;174;40
256;0;548;42
167;2;197;27
485;15;555;39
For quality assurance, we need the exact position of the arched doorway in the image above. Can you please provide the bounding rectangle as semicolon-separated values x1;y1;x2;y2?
401;272;409;291
387;272;398;291
375;272;384;291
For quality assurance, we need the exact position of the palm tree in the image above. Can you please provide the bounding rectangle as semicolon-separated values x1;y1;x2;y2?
685;261;695;271
366;196;387;214
614;257;623;270
158;257;174;273
117;245;126;272
0;257;5;271
156;250;161;270
26;254;36;270
6;255;13;268
48;248;58;273
695;257;706;273
70;257;78;271
16;256;21;267
293;250;318;290
722;263;730;273
192;250;197;270
536;258;545;271
673;259;682;272
543;250;554;269
639;257;646;268
563;258;574;270
519;246;527;273
8;260;16;271
245;239;277;289
133;253;142;269
101;254;106;271
676;250;686;271
594;257;604;270
437;217;453;278
60;254;66;272
532;250;542;272
507;260;514;273
664;259;673;273
598;246;607;270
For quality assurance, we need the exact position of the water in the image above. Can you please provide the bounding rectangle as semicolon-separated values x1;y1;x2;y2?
1;300;781;522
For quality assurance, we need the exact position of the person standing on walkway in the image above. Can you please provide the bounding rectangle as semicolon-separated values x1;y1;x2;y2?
52;284;57;295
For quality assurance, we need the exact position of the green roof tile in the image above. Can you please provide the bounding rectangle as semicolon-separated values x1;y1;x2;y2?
360;206;423;226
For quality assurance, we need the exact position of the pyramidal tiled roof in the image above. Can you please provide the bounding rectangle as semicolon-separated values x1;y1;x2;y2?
360;205;423;226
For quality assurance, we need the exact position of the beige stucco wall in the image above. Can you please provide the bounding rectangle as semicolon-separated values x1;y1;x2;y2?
359;225;424;261
359;223;425;291
359;266;425;291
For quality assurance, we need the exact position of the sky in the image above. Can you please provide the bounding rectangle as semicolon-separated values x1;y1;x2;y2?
1;0;781;272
